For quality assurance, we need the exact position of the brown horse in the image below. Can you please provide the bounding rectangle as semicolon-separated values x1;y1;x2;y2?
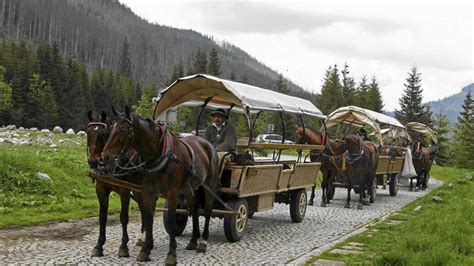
102;106;219;264
410;139;430;191
328;134;379;209
295;126;337;207
86;111;144;258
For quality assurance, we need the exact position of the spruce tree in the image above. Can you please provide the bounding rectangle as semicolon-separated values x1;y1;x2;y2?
229;71;236;81
27;74;59;128
395;67;432;125
0;65;13;113
341;63;356;106
317;65;342;114
119;37;132;77
355;76;369;108
367;76;384;113
432;110;451;166
133;85;156;118
190;49;207;74
452;91;474;168
167;64;184;85
207;48;221;77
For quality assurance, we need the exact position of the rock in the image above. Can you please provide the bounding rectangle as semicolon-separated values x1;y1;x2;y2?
347;242;366;247
40;129;50;133
432;196;443;203
30;127;38;132
314;259;346;266
77;131;86;136
53;126;63;133
387;220;404;225
457;178;467;184
341;245;364;251
0;132;9;137
414;205;422;211
4;138;17;144
36;172;52;182
448;183;454;188
66;128;75;135
464;175;472;181
6;125;16;130
330;248;362;255
18;127;25;131
49;144;58;148
58;139;66;144
0;138;4;143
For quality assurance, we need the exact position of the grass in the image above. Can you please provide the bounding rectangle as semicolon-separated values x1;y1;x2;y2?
0;132;146;228
306;165;474;265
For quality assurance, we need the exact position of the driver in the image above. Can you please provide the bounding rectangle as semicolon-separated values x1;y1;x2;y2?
357;127;371;142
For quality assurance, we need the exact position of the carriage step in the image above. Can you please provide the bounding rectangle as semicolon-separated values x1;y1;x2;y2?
156;207;237;216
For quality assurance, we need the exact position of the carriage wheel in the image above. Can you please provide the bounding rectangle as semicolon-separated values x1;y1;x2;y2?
163;201;188;236
369;179;377;203
389;173;400;196
327;183;336;200
223;198;249;242
290;189;307;223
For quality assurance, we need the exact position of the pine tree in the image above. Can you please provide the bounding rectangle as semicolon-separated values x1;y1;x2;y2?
207;48;221;77
27;74;59;128
167;64;184;85
432;110;451;166
367;76;384;113
0;65;13;112
340;63;356;106
119;37;132;77
452;91;474;168
274;74;294;140
190;49;207;74
355;76;370;108
229;71;236;81
133;85;156;118
395;67;432;125
317;65;342;114
64;58;87;129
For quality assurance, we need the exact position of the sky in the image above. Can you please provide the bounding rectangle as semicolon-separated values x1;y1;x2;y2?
119;0;473;111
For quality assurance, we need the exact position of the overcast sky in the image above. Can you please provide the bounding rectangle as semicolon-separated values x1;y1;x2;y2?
119;0;473;111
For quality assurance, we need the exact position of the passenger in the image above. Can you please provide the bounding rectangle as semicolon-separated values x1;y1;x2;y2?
357;128;371;142
204;108;237;176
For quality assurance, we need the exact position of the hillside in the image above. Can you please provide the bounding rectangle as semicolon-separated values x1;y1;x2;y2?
0;0;314;100
428;83;473;124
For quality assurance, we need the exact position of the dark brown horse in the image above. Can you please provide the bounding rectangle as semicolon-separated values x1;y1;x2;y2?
410;139;431;191
86;111;144;258
295;126;337;207
328;134;379;209
102;106;219;264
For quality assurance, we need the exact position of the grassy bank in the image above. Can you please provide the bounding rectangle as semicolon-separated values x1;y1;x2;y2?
0;133;143;228
307;166;474;265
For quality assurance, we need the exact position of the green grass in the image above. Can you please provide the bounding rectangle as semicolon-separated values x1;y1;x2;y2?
0;133;146;228
307;165;474;265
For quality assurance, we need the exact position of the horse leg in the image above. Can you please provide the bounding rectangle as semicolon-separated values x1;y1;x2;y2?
197;190;213;253
320;173;327;207
164;190;178;265
137;192;156;262
358;185;365;210
118;190;131;257
344;187;351;208
308;185;316;206
134;192;146;247
92;185;110;257
185;195;200;251
409;178;413;191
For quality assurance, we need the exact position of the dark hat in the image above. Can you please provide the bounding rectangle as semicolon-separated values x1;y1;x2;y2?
210;108;228;118
357;128;367;135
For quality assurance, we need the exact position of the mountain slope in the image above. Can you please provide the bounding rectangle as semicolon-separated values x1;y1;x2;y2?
0;0;312;99
428;83;473;124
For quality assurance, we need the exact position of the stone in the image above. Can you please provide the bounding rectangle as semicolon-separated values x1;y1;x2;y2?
414;205;422;212
341;245;364;251
30;127;38;132
0;138;4;143
18;127;25;131
77;131;86;136
457;178;467;184
0;132;9;137
50;144;58;148
448;183;454;188
387;220;403;225
347;242;366;247
6;125;16;130
330;248;363;255
431;196;443;202
465;175;473;181
36;172;52;182
58;139;66;144
40;129;50;133
66;128;75;135
314;259;346;266
53;126;63;133
4;138;17;144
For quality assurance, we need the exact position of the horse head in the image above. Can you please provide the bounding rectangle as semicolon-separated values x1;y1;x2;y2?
86;110;111;169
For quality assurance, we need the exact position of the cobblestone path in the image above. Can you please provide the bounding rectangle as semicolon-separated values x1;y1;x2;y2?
0;179;441;264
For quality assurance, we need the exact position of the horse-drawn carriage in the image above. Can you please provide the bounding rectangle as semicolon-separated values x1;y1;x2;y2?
152;74;326;242
324;106;410;200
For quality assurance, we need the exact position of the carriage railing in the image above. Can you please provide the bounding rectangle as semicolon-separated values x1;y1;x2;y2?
236;143;325;163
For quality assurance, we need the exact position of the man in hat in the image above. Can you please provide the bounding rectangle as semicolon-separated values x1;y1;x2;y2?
204;108;237;176
357;127;371;142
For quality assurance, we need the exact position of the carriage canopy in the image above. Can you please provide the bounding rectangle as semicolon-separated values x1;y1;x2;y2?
153;74;326;120
325;106;407;144
405;122;438;144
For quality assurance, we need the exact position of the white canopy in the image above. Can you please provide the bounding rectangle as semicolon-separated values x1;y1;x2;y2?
325;106;406;144
406;122;438;144
153;74;325;119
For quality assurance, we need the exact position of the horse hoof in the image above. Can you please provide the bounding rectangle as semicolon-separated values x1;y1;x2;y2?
196;240;207;253
344;203;351;208
118;247;130;257
165;254;177;265
186;241;197;250
409;187;413;192
362;199;370;206
320;202;326;207
357;204;364;210
91;247;103;257
415;187;420;192
308;199;314;206
135;239;143;247
137;251;151;262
